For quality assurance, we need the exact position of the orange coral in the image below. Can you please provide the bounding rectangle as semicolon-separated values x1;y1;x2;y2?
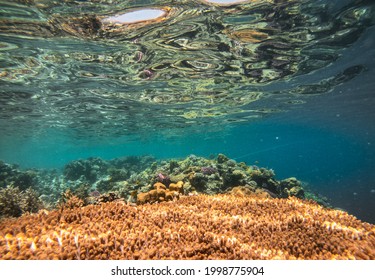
137;183;165;204
137;181;184;205
169;181;184;194
153;182;167;190
229;186;272;199
0;194;374;260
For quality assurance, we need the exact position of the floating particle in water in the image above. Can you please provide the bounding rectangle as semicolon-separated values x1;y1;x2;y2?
370;189;375;194
353;192;358;196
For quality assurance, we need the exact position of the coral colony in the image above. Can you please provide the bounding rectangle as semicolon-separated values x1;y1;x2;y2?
201;167;217;175
0;154;374;259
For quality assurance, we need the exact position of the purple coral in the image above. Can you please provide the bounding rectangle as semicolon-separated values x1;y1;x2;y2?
201;167;217;175
156;173;170;186
89;190;100;197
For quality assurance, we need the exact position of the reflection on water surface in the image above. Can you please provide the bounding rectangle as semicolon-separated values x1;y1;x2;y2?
0;0;373;139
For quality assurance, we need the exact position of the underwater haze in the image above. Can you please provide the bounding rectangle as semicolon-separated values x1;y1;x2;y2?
0;0;375;223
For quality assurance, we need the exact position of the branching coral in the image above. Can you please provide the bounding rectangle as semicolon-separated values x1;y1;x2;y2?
58;190;85;210
0;186;23;217
228;186;273;199
0;194;374;260
0;186;43;218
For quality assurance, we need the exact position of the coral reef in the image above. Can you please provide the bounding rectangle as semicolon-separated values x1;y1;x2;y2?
0;161;38;191
95;192;121;204
0;194;374;260
58;190;85;210
59;189;122;209
0;186;43;218
63;157;109;183
62;156;155;183
0;186;23;218
136;181;183;205
61;155;157;196
280;177;305;199
0;154;335;218
145;154;305;199
56;153;301;208
228;186;273;199
21;188;44;214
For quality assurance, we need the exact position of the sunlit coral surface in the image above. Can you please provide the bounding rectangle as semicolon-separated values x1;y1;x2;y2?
1;194;374;260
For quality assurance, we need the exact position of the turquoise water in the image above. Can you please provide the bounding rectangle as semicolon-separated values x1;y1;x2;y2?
0;0;374;222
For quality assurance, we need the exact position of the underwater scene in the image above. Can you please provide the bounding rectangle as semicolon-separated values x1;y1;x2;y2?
0;0;374;259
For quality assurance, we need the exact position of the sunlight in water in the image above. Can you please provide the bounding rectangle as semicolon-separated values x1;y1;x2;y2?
103;8;166;24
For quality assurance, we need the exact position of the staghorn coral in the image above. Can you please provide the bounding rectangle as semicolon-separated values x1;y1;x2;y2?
0;194;374;260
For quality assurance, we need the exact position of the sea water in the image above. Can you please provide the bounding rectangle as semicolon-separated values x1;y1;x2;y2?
0;0;374;223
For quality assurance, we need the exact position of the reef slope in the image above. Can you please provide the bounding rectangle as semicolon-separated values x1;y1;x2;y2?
1;194;374;260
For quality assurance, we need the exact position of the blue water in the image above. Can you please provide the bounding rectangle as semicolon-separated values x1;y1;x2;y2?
1;110;374;222
0;0;374;223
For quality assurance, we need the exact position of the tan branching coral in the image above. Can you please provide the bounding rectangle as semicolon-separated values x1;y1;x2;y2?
0;194;374;260
58;190;84;210
228;186;272;199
